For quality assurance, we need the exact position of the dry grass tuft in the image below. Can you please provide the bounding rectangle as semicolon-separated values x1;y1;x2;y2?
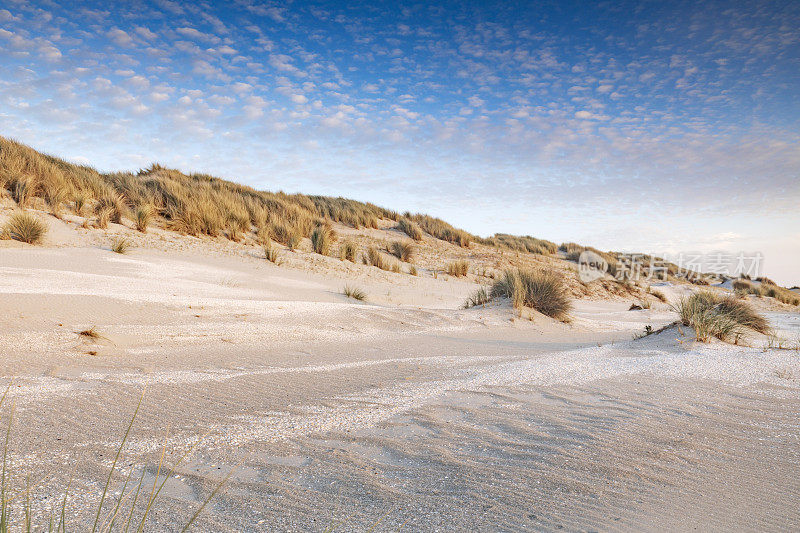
310;224;334;255
77;326;102;340
2;211;47;244
447;260;469;277
111;237;131;254
491;268;572;320
135;204;152;233
263;239;280;263
408;265;418;276
95;206;113;229
364;246;387;270
390;241;415;262
672;291;770;343
343;285;367;301
339;240;358;262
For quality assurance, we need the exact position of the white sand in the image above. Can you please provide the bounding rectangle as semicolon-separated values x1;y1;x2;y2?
1;220;799;530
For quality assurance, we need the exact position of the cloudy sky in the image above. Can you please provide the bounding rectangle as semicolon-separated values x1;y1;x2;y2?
1;0;798;283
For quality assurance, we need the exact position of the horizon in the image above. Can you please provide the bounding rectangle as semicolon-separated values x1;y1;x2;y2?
1;0;798;284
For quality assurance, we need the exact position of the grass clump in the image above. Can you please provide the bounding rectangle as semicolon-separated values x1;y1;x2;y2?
111;237;131;254
397;218;423;241
339;240;358;262
364;246;387;270
134;204;152;233
343;285;367;301
1;211;47;244
408;265;418;276
447;260;469;277
390;241;415;262
310;224;334;255
491;268;572;320
672;290;770;343
263;239;280;263
463;286;491;308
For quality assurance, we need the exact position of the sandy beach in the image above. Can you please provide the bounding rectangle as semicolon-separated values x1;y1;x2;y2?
2;221;799;531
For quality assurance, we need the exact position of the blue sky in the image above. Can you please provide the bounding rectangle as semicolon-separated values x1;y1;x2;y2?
1;0;799;283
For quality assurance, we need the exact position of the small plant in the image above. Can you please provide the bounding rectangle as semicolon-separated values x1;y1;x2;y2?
111;237;131;254
463;286;491;308
391;262;401;273
310;224;333;255
135;204;152;233
409;265;418;276
77;326;102;340
397;218;423;241
339;240;358;262
2;211;47;244
343;285;367;301
447;260;469;277
263;239;280;263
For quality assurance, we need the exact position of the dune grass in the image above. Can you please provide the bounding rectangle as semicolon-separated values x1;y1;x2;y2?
1;211;47;244
408;213;472;247
310;224;334;255
110;237;130;254
339;240;358;262
491;234;557;255
491;268;572;320
672;291;770;343
447;260;469;277
463;286;491;308
263;239;280;263
397;218;423;241
134;205;152;233
389;241;415;262
408;265;418;276
364;246;386;269
343;285;367;301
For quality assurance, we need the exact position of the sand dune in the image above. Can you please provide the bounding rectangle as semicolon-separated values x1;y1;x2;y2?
1;225;799;530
